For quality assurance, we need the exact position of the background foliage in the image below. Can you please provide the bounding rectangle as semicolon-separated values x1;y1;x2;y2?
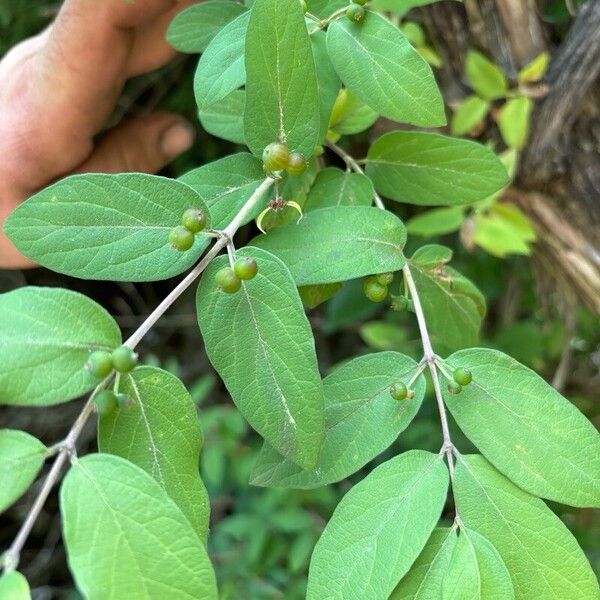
0;1;598;598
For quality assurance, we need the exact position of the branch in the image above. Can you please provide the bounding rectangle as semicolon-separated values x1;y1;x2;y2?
1;177;275;573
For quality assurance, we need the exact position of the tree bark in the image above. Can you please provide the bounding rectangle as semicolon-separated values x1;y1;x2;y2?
420;0;600;316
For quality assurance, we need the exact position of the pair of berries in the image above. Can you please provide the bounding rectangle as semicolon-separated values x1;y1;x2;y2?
215;257;258;294
363;272;394;303
447;367;473;394
86;345;138;379
170;207;208;252
262;142;307;176
95;390;133;417
390;381;414;401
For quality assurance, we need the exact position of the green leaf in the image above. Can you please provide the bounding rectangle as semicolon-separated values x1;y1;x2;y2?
0;572;30;600
497;96;533;150
307;450;449;600
98;367;210;540
312;30;342;144
467;529;514;599
360;322;407;351
304;167;374;211
251;352;426;488
299;282;343;309
4;174;211;281
473;203;536;257
390;527;458;600
451;95;490;136
465;51;508;100
400;21;426;47
407;206;465;237
326;13;445;127
409;248;485;354
166;1;246;53
307;0;346;16
442;529;513;600
60;454;217;599
251;206;406;285
442;530;480;599
517;52;550;84
194;11;249;109
196;247;324;469
454;455;598;599
371;0;445;15
244;0;320;158
179;153;267;228
411;243;453;268
329;89;379;136
198;89;246;145
0;430;47;513
443;348;600;507
366;131;509;206
0;287;121;406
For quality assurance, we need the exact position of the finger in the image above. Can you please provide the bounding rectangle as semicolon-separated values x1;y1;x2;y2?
33;0;183;140
76;113;195;174
126;0;197;77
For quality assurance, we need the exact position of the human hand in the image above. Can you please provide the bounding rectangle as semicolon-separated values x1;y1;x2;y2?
0;0;196;268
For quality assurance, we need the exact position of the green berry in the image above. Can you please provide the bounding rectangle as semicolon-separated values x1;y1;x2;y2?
447;381;463;395
116;393;133;409
363;277;388;302
181;208;207;234
86;350;113;378
95;390;119;417
111;346;138;373
215;267;242;293
453;367;472;386
263;142;290;172
390;381;408;401
169;226;194;251
376;272;394;286
234;257;258;281
286;152;307;176
346;4;366;23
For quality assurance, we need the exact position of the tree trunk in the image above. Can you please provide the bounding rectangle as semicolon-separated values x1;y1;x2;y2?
420;0;600;316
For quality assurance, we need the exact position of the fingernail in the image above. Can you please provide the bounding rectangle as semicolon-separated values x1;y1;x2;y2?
161;122;195;158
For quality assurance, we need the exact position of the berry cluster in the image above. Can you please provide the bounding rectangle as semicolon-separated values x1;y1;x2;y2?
169;207;208;252
262;142;307;176
363;272;393;302
95;390;133;417
86;345;138;378
215;257;259;294
448;367;473;395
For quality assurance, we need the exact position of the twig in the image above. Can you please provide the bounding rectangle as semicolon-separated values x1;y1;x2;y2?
325;140;386;209
1;177;274;573
403;265;455;473
125;177;274;349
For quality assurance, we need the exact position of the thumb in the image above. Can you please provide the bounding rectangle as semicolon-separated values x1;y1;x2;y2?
77;113;195;174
